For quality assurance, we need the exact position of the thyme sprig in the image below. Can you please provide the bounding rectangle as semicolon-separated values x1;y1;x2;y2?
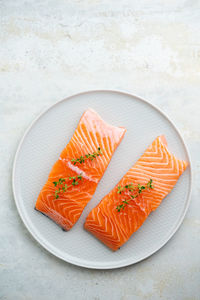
117;184;135;194
71;147;103;165
52;147;103;199
53;173;83;199
116;179;154;212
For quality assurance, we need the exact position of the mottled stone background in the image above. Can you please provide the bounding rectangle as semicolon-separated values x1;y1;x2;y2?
0;1;200;299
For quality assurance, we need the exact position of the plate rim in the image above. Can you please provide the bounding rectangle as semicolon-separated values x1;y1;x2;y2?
12;89;193;269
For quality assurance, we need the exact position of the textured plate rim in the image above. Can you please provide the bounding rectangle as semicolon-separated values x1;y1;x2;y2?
12;89;193;269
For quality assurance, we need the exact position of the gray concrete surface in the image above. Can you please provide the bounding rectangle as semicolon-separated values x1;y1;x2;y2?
0;1;200;299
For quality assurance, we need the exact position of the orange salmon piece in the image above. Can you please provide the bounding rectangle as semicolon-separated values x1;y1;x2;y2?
35;109;126;230
84;136;188;250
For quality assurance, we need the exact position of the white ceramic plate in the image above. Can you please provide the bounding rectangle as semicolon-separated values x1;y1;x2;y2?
13;90;192;269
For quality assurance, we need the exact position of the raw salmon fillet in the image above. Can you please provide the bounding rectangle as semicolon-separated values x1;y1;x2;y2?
85;136;188;250
35;109;126;230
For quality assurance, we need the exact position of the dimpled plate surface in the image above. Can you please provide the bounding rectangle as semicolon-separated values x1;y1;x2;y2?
12;90;192;269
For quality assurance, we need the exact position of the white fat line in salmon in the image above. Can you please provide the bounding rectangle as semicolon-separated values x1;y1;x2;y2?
65;159;99;183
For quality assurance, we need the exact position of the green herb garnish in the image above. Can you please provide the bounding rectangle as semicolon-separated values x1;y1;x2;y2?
137;184;146;194
116;179;154;212
147;178;154;189
53;173;83;199
117;185;125;194
71;147;103;165
117;183;135;194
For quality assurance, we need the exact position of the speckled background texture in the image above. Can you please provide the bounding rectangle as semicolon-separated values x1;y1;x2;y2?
0;1;200;300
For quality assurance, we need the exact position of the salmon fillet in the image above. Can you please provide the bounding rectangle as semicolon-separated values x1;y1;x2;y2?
84;135;188;250
35;109;126;230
